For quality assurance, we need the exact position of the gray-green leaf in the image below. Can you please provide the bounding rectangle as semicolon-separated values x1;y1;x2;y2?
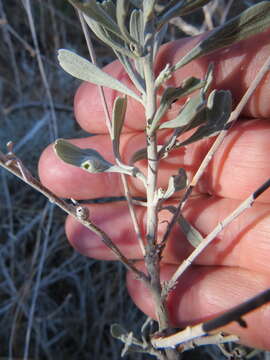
179;89;232;146
83;15;136;59
116;0;139;48
112;96;127;159
163;168;187;200
54;139;114;173
143;0;155;24
58;49;141;102
173;1;270;70
69;0;125;42
150;77;205;133
54;139;140;177
129;9;145;75
159;92;206;130
178;214;203;248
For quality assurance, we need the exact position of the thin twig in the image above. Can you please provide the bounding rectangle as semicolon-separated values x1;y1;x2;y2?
220;0;234;25
3;101;73;116
23;203;54;360
165;177;270;294
0;148;148;283
22;0;58;140
169;17;201;36
3;21;36;57
0;1;22;98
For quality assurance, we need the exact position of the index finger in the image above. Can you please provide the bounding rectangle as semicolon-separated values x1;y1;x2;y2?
74;29;270;134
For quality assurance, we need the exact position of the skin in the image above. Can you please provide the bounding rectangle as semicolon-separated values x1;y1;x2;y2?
39;29;270;350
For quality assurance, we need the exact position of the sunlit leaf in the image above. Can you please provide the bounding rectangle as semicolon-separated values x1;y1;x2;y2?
179;90;232;146
173;1;270;70
159;63;214;130
178;214;203;248
112;96;127;159
58;49;141;102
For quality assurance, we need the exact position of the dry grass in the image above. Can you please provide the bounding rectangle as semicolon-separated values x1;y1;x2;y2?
0;1;268;359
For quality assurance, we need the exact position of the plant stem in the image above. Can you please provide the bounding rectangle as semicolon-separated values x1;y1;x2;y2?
143;41;179;358
143;50;165;326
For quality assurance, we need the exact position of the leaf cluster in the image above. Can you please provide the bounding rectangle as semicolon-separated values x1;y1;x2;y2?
55;1;270;183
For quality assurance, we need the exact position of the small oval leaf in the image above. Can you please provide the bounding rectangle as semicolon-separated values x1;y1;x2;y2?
112;96;127;159
54;139;113;173
178;214;203;248
58;49;141;102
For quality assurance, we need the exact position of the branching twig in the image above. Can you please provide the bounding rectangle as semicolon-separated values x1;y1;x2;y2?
0;146;148;283
165;177;270;295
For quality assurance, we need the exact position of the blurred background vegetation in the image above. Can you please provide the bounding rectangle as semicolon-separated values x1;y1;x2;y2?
0;1;269;359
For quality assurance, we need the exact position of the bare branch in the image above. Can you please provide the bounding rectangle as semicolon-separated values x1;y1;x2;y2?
0;147;148;283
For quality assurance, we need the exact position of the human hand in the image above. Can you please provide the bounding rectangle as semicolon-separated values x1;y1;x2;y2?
39;29;270;350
